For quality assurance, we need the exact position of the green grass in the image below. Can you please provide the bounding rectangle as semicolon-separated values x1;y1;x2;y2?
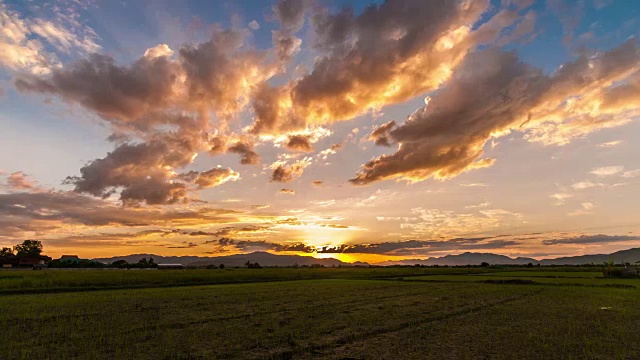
0;267;490;294
2;267;639;359
403;274;640;288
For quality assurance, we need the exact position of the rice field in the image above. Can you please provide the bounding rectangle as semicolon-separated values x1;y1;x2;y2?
1;267;638;359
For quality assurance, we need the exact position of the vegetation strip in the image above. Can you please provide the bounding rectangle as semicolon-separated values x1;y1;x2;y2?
265;289;544;359
397;278;636;289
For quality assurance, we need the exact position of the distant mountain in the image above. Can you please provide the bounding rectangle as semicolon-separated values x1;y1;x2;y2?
376;248;640;266
377;252;538;266
93;251;368;267
93;247;640;267
539;247;640;265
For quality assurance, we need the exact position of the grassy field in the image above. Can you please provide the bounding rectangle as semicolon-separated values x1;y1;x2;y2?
1;267;639;359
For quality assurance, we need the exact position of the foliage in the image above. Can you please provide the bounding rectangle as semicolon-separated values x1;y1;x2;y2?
0;247;13;256
48;259;104;268
245;261;262;269
13;240;43;257
602;258;615;277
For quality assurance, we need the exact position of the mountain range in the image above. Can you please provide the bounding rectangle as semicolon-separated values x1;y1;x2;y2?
377;248;640;266
93;251;368;267
93;247;640;267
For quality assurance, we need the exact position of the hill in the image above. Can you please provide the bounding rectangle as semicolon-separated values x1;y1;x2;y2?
377;252;538;266
539;247;640;265
93;251;367;267
376;248;640;266
94;247;640;267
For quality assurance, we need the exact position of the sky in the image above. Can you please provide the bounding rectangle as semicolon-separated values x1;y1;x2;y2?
1;0;640;263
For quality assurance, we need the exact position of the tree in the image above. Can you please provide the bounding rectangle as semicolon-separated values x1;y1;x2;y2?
480;262;490;267
111;260;128;268
14;240;43;257
219;263;225;269
0;247;13;256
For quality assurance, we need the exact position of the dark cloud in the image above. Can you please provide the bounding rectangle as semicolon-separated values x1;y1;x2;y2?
274;0;307;31
352;40;640;184
205;237;314;253
0;191;243;240
279;188;295;195
285;134;314;152
65;138;193;205
272;0;307;62
15;29;273;205
166;242;199;249
250;0;495;134
180;168;239;189
316;238;519;255
369;120;396;147
312;180;323;186
542;234;640;245
270;159;309;182
15;53;180;130
207;225;270;238
227;142;260;165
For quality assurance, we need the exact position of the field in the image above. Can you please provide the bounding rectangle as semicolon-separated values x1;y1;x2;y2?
1;267;639;359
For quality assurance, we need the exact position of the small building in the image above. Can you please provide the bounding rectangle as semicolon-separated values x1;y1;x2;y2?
0;254;50;269
0;255;17;268
157;263;184;270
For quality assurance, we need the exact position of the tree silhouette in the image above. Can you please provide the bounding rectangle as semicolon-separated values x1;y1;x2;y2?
14;240;43;257
0;247;13;256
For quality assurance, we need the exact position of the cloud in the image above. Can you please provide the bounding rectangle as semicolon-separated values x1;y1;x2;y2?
17;28;274;126
271;0;307;63
351;40;640;184
598;140;622;148
6;172;39;191
542;234;640;245
227;142;260;165
0;191;243;240
355;189;393;207
13;24;283;205
16;52;183;130
14;29;277;204
568;202;595;216
465;202;492;209
590;166;623;176
248;20;260;30
459;183;489;187
250;0;504;135
622;169;640;178
315;238;518;255
571;181;605;190
550;193;572;205
369;121;396;147
180;167;240;189
379;207;524;239
0;2;99;74
63;137;200;205
205;237;315;253
269;157;311;182
285;134;314;152
279;188;295;195
143;44;173;59
274;0;307;31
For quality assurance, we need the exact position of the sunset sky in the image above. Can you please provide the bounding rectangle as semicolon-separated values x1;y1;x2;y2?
1;0;640;262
